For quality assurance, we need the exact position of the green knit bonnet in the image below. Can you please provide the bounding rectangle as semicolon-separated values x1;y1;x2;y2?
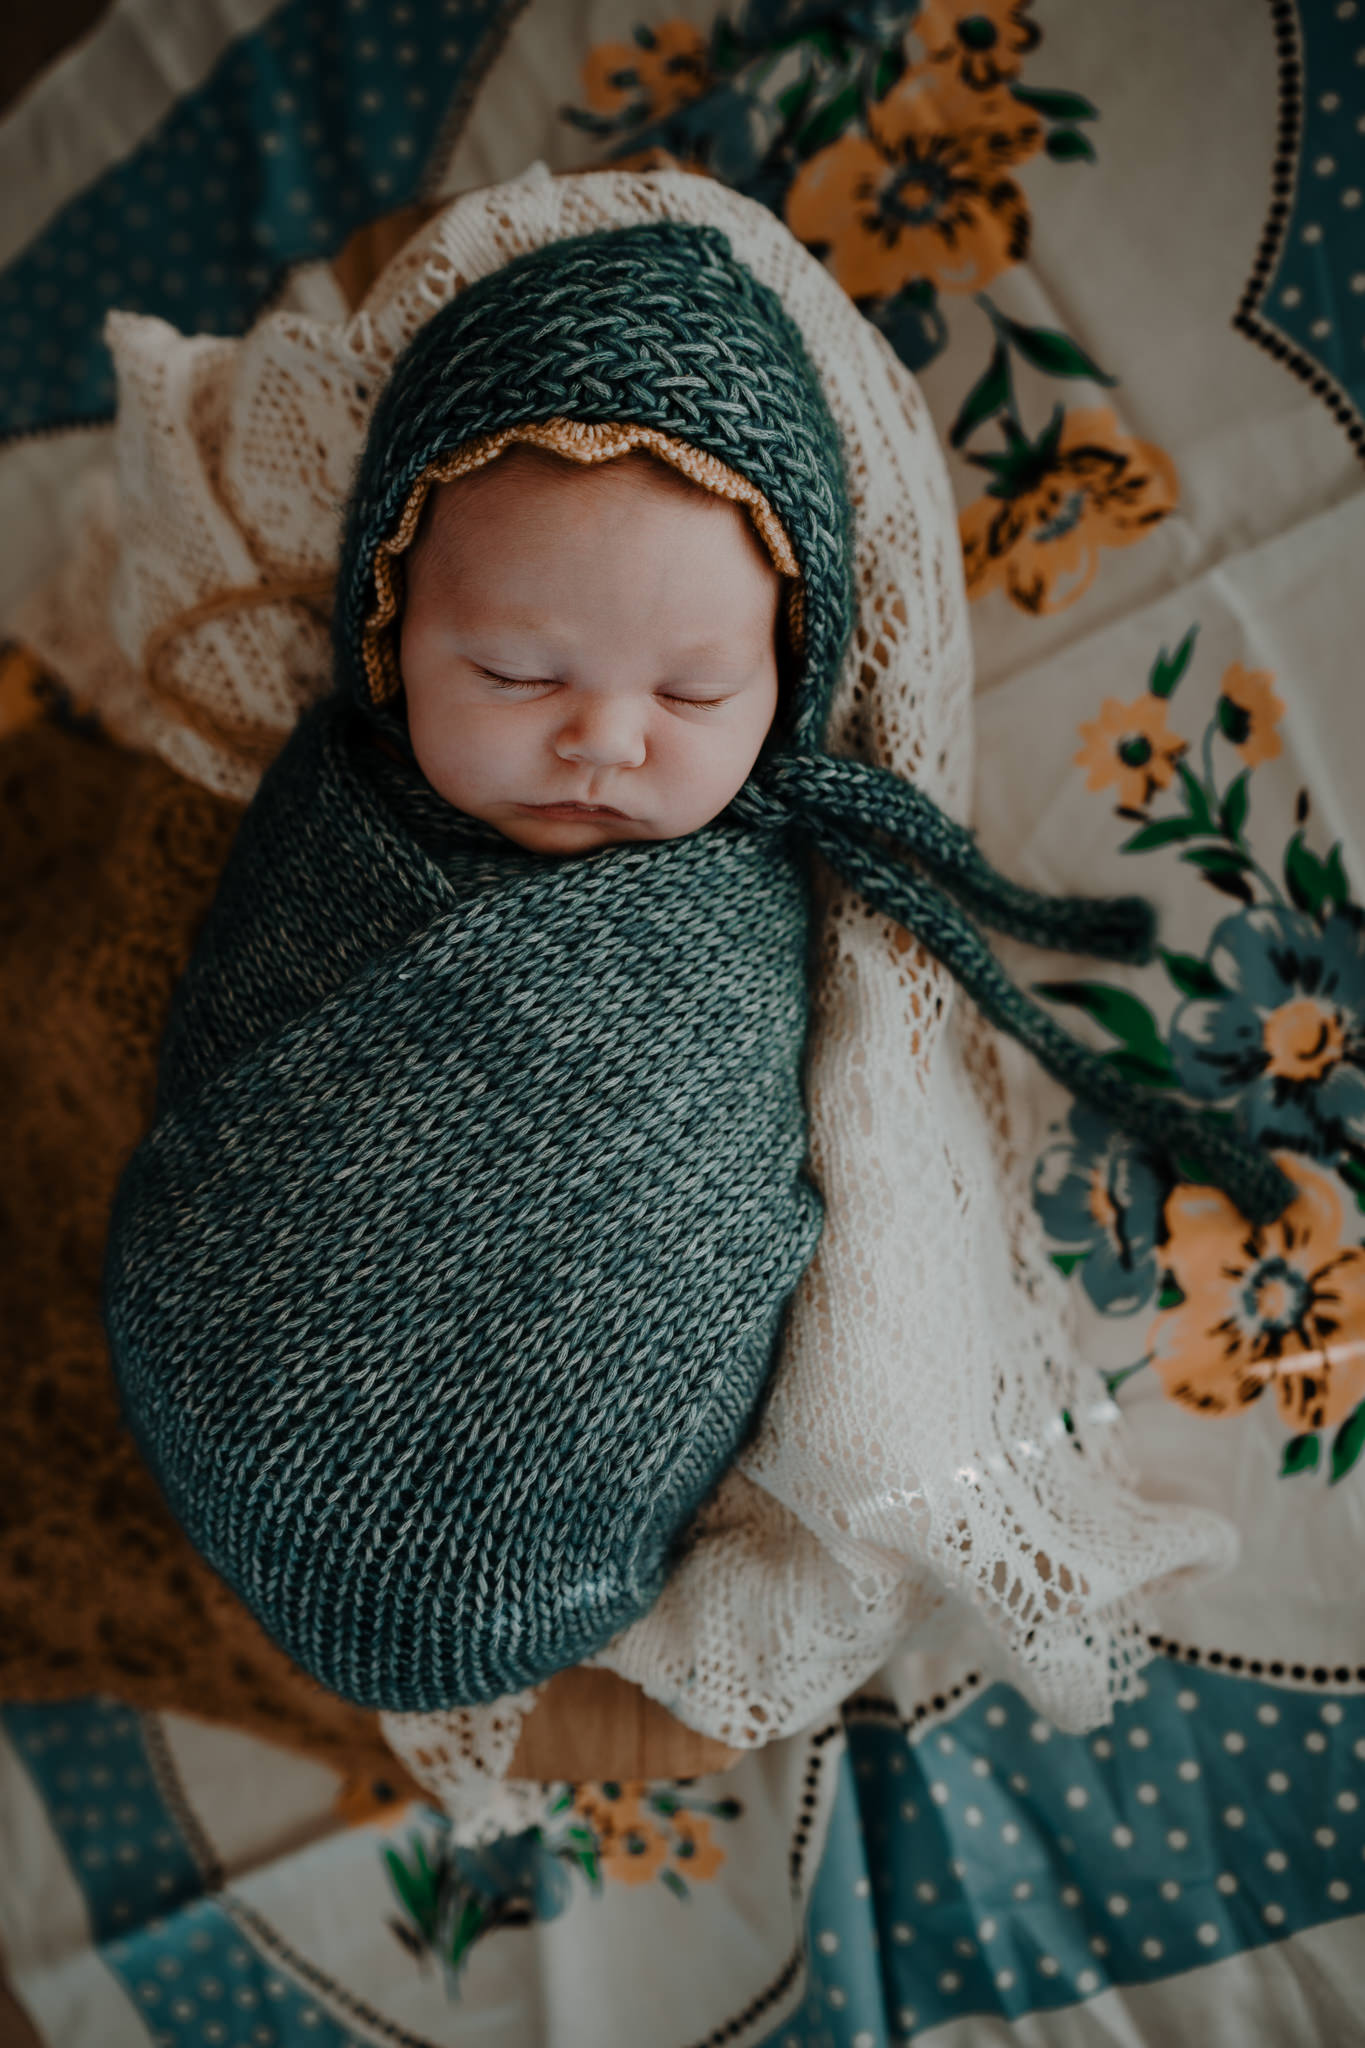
333;219;1291;1224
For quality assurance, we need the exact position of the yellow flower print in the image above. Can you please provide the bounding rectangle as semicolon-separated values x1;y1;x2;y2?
961;407;1179;614
573;1781;646;1842
784;62;1042;300
1150;1156;1365;1430
670;1810;727;1883
1073;692;1187;811
1217;661;1285;769
912;0;1042;92
580;21;710;122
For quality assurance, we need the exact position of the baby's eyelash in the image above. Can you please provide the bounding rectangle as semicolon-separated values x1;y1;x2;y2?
663;694;726;708
479;669;547;691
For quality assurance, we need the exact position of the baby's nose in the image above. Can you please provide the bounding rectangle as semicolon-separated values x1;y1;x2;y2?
554;696;647;769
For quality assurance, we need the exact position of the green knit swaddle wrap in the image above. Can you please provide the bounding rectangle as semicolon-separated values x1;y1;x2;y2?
103;221;1291;1714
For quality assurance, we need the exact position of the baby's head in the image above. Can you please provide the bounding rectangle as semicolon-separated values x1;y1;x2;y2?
398;441;787;853
335;221;854;834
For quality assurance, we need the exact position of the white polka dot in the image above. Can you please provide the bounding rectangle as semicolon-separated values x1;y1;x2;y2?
1168;1829;1189;1851
1344;189;1362;207
996;1968;1015;1990
1001;1823;1021;1845
938;1733;956;1754
900;1800;918;1822
1355;1738;1365;1759
1142;1937;1163;1959
1176;1691;1199;1712
1317;155;1338;175
986;1705;1007;1727
1316;1827;1337;1848
931;1781;950;1805
853;2033;876;2048
1009;1774;1029;1795
1137;1783;1159;1805
1077;1970;1100;1993
897;2016;917;2035
1197;1924;1220;1947
939;1971;961;1994
1264;1902;1286;1926
1322;1702;1344;1725
950;1858;966;1881
1092;1737;1114;1758
1013;1880;1032;1901
979;1917;998;1942
915;1881;938;1903
1112;1825;1135;1848
1128;1727;1151;1749
1066;1787;1089;1810
818;1931;839;1954
1224;1731;1246;1753
1338;1792;1359;1813
954;1936;976;1958
892;1923;914;1944
1266;1850;1289;1872
828;1987;847;2010
1090;1935;1109;1956
1341;1;1358;17
1224;1806;1246;1828
1304;223;1324;243
1038;1955;1060;1976
1107;1894;1129;1917
1258;1704;1280;1726
1133;1678;1150;1700
963;1804;983;1827
1061;1886;1081;1908
1306;1731;1328;1753
1179;1761;1201;1782
1161;1879;1181;1901
1030;1720;1052;1743
1268;1771;1291;1793
971;1757;990;1778
1217;1873;1238;1895
853;1877;870;1899
1329;1880;1351;1903
1323;90;1342;109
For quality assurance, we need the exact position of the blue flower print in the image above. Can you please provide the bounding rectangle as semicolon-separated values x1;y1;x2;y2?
1032;1102;1169;1315
1169;906;1365;1157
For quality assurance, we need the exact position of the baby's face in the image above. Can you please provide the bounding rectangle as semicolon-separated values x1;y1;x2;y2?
398;448;782;853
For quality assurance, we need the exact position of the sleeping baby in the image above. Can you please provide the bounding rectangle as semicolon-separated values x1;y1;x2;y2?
101;218;1289;1717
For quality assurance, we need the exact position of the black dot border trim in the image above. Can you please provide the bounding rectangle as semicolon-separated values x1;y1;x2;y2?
841;1670;983;1738
1146;1632;1365;1692
1234;0;1365;465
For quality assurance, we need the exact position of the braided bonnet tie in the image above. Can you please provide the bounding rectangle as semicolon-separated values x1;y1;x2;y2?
727;757;1293;1223
337;217;1295;1229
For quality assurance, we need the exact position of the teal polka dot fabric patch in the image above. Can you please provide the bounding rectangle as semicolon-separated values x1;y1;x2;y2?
759;1656;1365;2044
0;0;520;442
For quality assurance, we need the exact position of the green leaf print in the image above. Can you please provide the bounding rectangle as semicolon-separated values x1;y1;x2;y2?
1160;948;1226;1001
1182;844;1254;903
949;342;1011;449
1148;626;1197;699
794;81;861;156
997;315;1118;385
1010;85;1099;121
1122;817;1204;853
1175;760;1214;829
1329;1402;1365;1485
1219;770;1250;843
1033;980;1174;1076
1284;833;1332;918
1045;127;1096;163
1281;1433;1321;1477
